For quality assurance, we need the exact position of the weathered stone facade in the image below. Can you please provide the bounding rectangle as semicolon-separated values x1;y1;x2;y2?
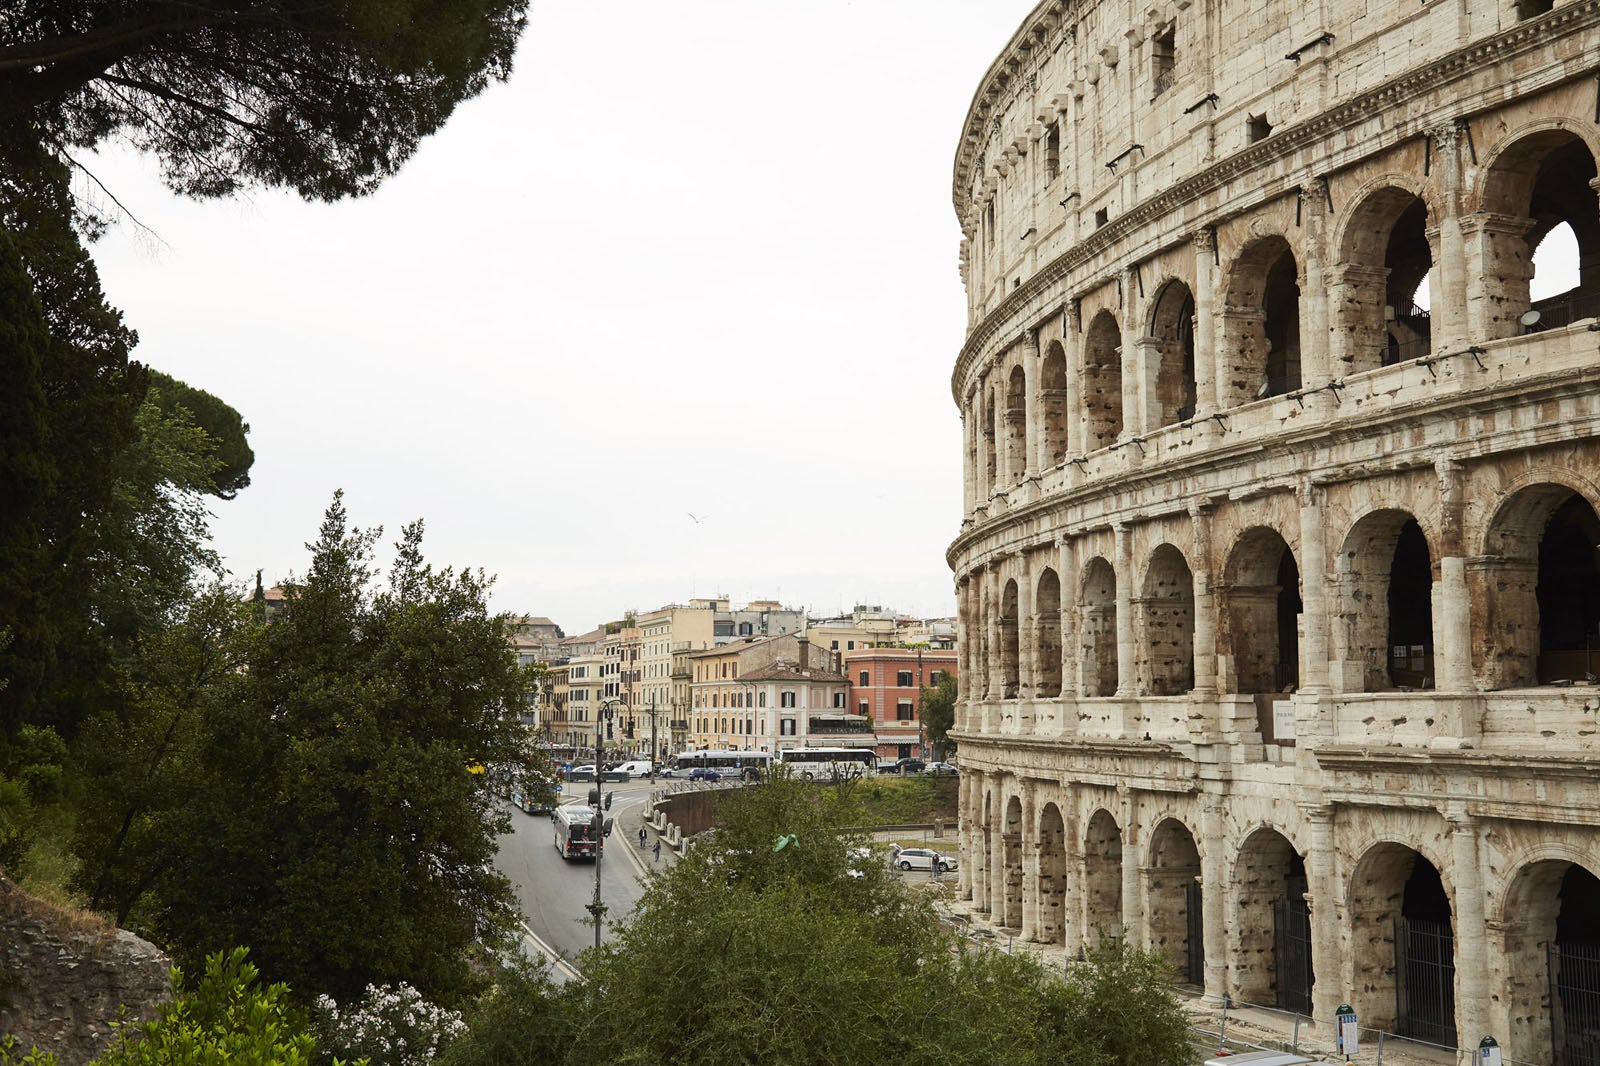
947;2;1600;1062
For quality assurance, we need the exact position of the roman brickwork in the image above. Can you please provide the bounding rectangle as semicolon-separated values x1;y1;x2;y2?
948;2;1600;1062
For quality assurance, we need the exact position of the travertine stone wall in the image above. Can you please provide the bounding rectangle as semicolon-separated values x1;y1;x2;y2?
948;2;1600;1062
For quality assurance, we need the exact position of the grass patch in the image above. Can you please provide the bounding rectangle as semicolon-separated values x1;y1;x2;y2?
15;798;83;912
854;776;957;825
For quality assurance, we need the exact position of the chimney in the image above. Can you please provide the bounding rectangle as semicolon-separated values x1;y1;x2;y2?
797;636;809;672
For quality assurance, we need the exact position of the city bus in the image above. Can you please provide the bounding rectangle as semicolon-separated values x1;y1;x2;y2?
776;746;878;780
668;750;774;781
552;804;602;860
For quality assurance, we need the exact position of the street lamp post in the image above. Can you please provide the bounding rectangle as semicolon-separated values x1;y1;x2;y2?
915;647;926;760
587;697;623;950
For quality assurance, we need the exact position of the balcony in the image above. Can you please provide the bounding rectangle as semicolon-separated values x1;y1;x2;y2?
808;717;872;735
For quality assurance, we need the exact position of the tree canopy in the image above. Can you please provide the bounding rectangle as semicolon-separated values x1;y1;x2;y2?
919;670;958;758
440;774;1195;1066
2;0;529;202
73;494;536;1004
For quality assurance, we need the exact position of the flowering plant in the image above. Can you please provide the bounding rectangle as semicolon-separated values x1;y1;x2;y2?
313;983;466;1066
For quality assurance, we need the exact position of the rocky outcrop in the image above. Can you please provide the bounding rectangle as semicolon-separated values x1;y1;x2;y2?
0;875;171;1065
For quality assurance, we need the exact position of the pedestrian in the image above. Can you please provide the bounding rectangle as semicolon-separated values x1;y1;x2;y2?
638;827;647;846
653;840;662;862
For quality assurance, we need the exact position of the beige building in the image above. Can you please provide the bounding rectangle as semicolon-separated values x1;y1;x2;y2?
949;2;1600;1064
688;634;857;752
564;651;604;754
805;606;901;655
636;600;720;759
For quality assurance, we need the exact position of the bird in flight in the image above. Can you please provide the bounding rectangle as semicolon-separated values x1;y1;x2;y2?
687;512;709;524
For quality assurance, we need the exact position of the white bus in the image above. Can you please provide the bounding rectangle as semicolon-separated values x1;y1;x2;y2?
777;746;878;780
668;750;774;781
553;804;602;860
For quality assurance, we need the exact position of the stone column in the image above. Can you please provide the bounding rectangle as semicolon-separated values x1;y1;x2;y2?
1429;121;1469;354
1461;211;1535;344
1192;229;1219;418
1120;793;1143;946
1190;502;1219;703
990;785;1009;920
1022;330;1041;481
957;773;972;898
1306;805;1341;1026
1200;802;1228;1002
1018;551;1036;702
1450;806;1488;1061
1021;784;1040;941
986;563;1005;708
1115;523;1137;699
1299;180;1333;412
1435;459;1475;696
1298;483;1331;695
1134;336;1164;434
1121;269;1143;443
1064;305;1085;461
962;393;978;514
1064;808;1085;958
1060;537;1081;702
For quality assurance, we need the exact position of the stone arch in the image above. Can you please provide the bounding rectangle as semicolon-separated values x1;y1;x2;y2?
1000;578;1021;698
1138;544;1195;696
1079;556;1119;697
1332;181;1434;373
1041;340;1070;465
1475;126;1600;338
1334;509;1434;692
1233;826;1314;1012
1035;567;1063;698
1147;817;1204;983
1005;364;1028;484
1220;235;1301;405
1037;802;1069;945
1347;841;1456;1042
1221;527;1301;695
1084;807;1124;944
1147;279;1198;426
1501;857;1600;1065
1083;310;1124;448
1480;483;1600;687
1002;794;1024;929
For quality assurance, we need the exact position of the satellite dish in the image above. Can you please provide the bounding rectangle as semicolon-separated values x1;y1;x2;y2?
1256;380;1272;399
1520;309;1543;327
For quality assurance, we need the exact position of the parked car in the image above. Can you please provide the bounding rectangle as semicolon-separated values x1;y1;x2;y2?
922;762;959;777
567;764;597;782
689;767;723;782
658;766;689;778
892;847;956;873
880;758;926;775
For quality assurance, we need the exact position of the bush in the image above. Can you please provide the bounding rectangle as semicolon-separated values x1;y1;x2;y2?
0;776;34;872
0;1035;56;1066
313;982;466;1066
90;948;329;1066
10;727;67;802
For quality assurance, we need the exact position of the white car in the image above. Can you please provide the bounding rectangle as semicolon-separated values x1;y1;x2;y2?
891;847;957;873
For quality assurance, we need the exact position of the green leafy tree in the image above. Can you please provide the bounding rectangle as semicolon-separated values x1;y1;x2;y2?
919;670;958;758
3;0;528;203
78;494;536;1005
146;371;254;499
442;775;1192;1066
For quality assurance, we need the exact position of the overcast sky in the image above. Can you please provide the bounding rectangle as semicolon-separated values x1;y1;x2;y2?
83;1;1039;633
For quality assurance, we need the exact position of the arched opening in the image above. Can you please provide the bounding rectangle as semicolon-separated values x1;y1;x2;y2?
1348;844;1456;1042
1080;557;1119;697
1222;528;1301;695
1221;236;1301;405
1148;280;1198;425
1336;512;1434;692
1503;861;1600;1065
1000;579;1021;698
1336;188;1434;373
1147;818;1204;984
1005;364;1028;484
1038;804;1068;945
1035;568;1063;698
1479;131;1600;337
1139;544;1195;696
1003;795;1024;929
1083;311;1124;447
1041;340;1070;465
1084;808;1124;945
1234;828;1313;1013
1482;485;1600;687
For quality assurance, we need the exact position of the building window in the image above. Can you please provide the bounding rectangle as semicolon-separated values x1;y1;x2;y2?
859;670;869;687
781;719;796;735
846;641;855;650
896;700;914;721
831;640;839;650
859;701;870;716
780;691;796;708
1151;22;1176;96
930;670;946;685
897;670;914;687
1044;122;1061;182
759;692;766;707
1248;113;1273;143
1095;208;1109;228
833;692;846;708
739;622;753;636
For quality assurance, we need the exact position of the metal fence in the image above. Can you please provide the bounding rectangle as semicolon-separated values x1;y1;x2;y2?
1551;941;1600;1066
1395;915;1456;1046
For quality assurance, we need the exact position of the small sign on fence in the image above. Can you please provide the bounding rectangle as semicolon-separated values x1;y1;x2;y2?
1335;1004;1359;1059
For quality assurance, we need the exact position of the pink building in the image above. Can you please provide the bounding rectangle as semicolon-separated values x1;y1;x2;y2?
843;648;957;762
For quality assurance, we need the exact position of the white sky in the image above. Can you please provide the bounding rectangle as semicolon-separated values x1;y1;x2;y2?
83;1;1040;633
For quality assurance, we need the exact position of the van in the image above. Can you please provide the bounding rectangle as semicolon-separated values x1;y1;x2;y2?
617;760;654;779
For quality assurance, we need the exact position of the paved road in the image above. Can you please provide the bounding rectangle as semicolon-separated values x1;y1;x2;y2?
494;780;657;975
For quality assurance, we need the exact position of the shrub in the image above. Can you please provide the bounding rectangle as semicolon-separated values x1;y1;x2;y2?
313;982;465;1066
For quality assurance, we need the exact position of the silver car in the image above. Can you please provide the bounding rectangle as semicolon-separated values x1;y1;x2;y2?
892;847;957;873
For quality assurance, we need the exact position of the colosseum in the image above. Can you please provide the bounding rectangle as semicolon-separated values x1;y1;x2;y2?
946;1;1600;1061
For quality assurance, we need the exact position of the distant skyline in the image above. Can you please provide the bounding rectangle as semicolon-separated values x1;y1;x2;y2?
84;1;1039;632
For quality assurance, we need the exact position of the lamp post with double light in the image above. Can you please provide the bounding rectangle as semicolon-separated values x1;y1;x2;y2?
585;697;622;950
